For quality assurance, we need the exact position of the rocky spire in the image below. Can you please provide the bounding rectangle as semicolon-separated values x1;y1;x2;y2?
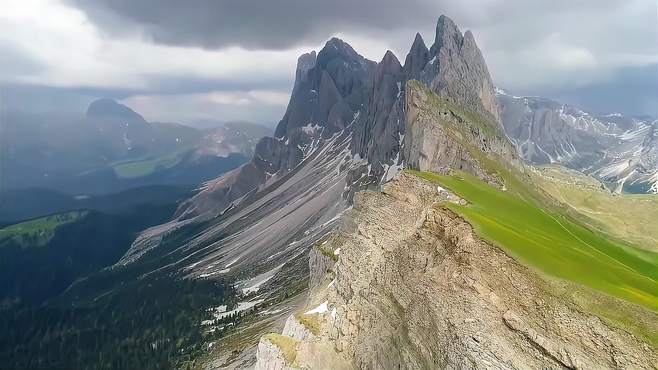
429;15;463;56
275;37;374;139
292;51;316;93
421;15;501;124
403;33;429;78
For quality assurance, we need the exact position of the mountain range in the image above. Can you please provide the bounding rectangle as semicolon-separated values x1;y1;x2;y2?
1;14;655;370
498;90;658;194
2;99;269;195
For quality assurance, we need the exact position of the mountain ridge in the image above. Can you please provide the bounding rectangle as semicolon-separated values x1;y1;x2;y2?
120;14;503;268
497;89;658;193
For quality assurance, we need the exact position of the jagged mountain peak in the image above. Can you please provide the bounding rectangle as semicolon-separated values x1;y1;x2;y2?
412;32;426;47
296;51;317;74
421;15;500;124
380;50;402;70
403;32;430;77
430;14;463;55
275;37;374;139
317;37;367;66
86;98;145;123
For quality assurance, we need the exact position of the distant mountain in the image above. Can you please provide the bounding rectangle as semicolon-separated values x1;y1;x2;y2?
2;101;269;194
497;89;658;193
86;98;147;123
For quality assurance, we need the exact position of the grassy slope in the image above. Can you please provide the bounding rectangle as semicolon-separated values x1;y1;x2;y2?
410;170;658;312
111;150;187;178
0;211;87;247
530;166;658;252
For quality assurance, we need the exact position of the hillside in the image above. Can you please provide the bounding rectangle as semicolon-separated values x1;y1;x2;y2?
531;166;658;252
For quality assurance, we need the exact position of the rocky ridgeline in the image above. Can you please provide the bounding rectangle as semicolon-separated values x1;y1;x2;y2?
255;174;657;369
172;15;504;224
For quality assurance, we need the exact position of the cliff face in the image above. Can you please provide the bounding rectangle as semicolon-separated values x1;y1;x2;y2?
256;174;657;369
404;80;519;188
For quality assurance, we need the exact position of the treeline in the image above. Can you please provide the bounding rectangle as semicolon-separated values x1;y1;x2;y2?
0;276;235;369
0;203;177;306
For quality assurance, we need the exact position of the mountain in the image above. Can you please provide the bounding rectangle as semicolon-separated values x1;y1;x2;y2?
86;98;148;123
118;14;510;269
2;14;655;370
2;102;269;195
497;90;658;194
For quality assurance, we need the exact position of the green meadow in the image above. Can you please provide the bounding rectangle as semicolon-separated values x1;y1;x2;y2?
409;170;658;312
0;211;87;248
530;166;658;252
112;152;184;179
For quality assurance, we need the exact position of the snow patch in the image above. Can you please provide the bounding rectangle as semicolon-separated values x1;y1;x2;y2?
199;268;230;278
305;301;328;315
202;299;264;325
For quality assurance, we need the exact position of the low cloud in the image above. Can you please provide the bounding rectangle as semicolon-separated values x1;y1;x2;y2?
121;91;288;125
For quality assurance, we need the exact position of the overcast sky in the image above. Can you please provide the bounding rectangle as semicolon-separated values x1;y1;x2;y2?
1;0;656;125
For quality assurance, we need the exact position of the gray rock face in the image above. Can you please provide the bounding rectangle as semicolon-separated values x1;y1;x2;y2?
404;81;519;188
275;38;375;139
420;15;500;125
498;90;658;193
402;33;429;78
350;50;406;183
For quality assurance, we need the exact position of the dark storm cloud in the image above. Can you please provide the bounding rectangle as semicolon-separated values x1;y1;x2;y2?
68;0;635;52
69;0;440;50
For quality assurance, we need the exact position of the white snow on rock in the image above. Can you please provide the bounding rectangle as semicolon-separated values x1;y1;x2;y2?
305;301;328;315
202;299;264;325
238;264;284;295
